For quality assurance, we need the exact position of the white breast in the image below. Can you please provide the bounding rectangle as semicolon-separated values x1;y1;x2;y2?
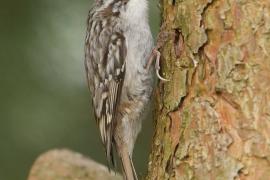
121;0;148;24
119;0;153;100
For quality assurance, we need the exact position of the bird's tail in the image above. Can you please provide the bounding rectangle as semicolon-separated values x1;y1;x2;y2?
118;147;138;180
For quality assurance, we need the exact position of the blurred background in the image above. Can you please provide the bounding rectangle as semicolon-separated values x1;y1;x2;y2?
0;0;160;179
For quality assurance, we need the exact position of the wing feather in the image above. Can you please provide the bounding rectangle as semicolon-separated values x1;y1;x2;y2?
85;9;126;167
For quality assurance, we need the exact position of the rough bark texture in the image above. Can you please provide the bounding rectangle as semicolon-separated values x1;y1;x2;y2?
147;0;270;179
28;149;122;180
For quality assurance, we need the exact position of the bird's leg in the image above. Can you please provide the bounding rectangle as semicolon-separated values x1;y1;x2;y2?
152;48;170;81
145;23;175;81
145;48;170;81
144;49;156;70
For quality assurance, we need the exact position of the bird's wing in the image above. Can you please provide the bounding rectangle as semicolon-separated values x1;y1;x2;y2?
85;11;127;167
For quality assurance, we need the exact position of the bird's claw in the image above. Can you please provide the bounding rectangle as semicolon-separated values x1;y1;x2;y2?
156;69;169;81
145;48;170;82
153;49;170;82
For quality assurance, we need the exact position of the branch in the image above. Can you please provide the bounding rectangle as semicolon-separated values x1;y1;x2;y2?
28;149;122;180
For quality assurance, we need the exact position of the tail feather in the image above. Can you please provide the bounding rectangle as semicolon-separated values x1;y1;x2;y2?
119;149;138;180
104;125;118;171
129;155;138;180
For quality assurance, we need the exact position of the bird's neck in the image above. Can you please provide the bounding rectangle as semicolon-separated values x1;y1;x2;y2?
121;0;149;24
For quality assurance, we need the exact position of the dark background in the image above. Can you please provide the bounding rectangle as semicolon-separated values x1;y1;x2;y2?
0;0;160;179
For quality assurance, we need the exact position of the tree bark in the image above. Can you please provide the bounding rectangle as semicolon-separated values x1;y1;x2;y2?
147;0;270;179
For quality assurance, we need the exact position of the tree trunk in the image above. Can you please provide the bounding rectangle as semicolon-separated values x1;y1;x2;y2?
147;0;270;179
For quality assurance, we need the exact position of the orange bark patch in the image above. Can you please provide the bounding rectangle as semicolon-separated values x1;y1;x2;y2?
232;1;242;28
222;30;235;44
169;111;181;150
204;43;219;64
216;98;244;159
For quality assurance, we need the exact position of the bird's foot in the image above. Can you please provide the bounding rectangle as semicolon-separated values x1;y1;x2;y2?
145;48;169;81
144;23;176;81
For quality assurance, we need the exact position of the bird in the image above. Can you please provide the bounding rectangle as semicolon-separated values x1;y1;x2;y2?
84;0;155;179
